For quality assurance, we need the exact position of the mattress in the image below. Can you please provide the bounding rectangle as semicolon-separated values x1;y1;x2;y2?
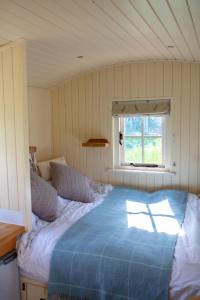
17;193;200;300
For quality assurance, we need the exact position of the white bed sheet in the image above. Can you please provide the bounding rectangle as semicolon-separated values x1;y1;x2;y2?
18;193;200;300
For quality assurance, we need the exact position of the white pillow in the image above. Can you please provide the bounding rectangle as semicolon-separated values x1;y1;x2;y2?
37;157;67;181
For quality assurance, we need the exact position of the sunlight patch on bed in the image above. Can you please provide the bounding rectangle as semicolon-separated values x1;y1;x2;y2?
149;199;174;216
153;216;181;234
126;200;181;235
126;201;148;214
127;213;154;232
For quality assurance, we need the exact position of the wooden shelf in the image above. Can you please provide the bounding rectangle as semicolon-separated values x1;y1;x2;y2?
82;139;109;148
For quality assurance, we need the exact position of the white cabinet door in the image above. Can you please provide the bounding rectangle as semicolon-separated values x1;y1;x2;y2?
0;256;20;300
26;284;48;300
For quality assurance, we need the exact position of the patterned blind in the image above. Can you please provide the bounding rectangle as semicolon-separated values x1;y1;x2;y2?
112;99;170;117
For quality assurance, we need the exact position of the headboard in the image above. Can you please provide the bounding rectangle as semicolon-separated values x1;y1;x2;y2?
29;146;37;172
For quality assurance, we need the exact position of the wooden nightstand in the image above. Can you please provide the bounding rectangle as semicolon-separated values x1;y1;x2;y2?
0;222;24;256
0;222;24;300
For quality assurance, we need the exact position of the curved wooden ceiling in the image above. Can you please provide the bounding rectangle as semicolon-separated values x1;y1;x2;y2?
0;0;199;87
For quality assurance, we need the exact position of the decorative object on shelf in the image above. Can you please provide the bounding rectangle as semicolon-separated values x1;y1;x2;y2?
29;146;37;172
82;139;109;148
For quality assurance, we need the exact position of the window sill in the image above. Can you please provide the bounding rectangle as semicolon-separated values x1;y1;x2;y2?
107;167;175;175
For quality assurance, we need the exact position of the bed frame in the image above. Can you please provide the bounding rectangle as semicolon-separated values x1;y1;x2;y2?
19;275;200;300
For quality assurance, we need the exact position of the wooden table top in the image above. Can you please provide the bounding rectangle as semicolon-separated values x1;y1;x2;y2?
0;222;25;257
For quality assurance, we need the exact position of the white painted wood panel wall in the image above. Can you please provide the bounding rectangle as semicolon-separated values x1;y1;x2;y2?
0;40;31;229
28;87;52;161
51;61;200;194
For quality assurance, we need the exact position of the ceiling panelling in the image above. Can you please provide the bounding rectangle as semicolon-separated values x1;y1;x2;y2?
0;0;199;87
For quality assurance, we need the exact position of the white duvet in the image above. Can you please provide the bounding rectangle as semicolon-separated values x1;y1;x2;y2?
18;193;200;300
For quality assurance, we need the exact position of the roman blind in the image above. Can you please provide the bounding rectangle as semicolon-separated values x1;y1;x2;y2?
112;99;170;117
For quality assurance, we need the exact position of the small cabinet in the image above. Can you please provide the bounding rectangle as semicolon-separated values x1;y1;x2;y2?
0;251;20;300
20;278;48;300
26;284;47;300
0;222;24;300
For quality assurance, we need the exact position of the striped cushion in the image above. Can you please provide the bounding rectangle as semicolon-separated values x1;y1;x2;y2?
50;162;95;203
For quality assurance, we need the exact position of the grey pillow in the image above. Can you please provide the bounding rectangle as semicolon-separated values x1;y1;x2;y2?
50;162;95;203
30;170;58;222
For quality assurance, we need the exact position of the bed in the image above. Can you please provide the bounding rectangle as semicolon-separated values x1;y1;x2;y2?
18;188;200;300
21;148;200;300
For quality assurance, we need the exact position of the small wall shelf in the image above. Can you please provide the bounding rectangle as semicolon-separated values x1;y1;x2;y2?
82;139;109;148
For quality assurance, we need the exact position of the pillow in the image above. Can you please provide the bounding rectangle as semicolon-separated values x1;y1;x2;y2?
30;170;58;222
50;162;95;203
37;157;67;181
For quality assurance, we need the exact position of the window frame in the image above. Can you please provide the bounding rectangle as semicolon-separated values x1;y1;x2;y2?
113;115;171;171
120;116;165;167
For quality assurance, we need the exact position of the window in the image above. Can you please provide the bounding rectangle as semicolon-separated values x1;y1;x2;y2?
112;99;171;171
119;116;165;167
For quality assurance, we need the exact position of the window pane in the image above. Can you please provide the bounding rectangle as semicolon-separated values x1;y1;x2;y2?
124;137;142;163
144;137;162;164
124;117;142;136
144;117;162;136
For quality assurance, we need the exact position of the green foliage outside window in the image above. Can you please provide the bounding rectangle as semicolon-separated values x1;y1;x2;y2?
123;116;163;164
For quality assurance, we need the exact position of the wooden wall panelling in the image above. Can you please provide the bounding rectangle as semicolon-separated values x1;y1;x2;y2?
90;72;99;181
58;86;66;158
138;63;147;190
0;52;9;208
71;79;80;171
114;65;124;186
52;88;60;158
122;64;132;187
171;62;182;189
85;74;94;180
162;62;173;189
3;47;18;210
189;64;199;194
1;0;200;87
145;62;156;191
28;87;52;161
180;63;191;190
129;63;140;189
51;61;200;194
78;76;86;174
64;83;71;164
0;41;31;228
13;42;31;227
198;64;200;192
64;80;72;165
154;62;164;190
99;68;108;183
106;67;115;185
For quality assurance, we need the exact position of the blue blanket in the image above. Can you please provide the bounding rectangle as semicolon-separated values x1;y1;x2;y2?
48;187;187;300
